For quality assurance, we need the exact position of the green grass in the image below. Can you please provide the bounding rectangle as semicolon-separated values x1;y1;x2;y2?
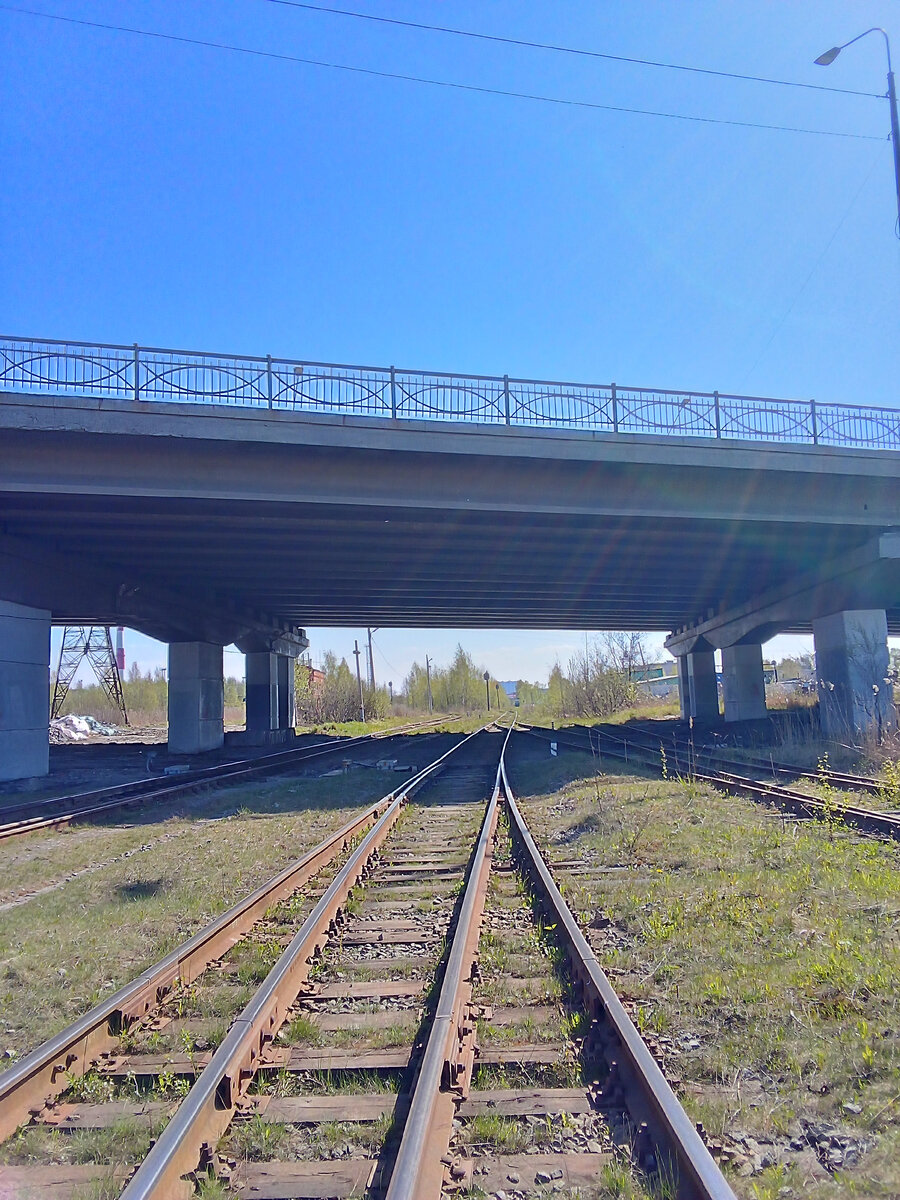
226;1114;292;1162
253;1068;404;1096
509;750;900;1199
70;1173;130;1200
229;937;284;986
282;1014;321;1045
458;1113;531;1154
0;1118;155;1166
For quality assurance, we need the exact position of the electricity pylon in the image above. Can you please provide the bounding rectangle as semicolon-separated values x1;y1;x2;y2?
52;626;128;724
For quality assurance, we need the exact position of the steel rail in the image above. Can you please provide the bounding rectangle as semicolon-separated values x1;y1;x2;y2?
521;723;900;840
0;718;446;842
116;724;491;1199
385;722;734;1199
591;721;886;796
581;724;900;831
500;757;736;1200
0;790;403;1142
384;724;510;1200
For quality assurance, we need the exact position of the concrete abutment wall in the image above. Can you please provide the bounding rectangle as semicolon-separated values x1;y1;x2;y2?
0;599;50;781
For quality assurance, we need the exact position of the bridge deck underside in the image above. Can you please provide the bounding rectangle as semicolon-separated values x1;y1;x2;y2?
3;494;895;633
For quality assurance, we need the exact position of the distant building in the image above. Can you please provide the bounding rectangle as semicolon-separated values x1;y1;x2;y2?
298;662;326;690
631;661;679;699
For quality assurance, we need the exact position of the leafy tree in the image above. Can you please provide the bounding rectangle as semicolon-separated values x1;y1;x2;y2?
547;661;569;717
561;632;651;719
294;652;389;723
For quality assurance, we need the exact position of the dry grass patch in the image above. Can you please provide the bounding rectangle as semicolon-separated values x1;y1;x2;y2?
0;772;399;1057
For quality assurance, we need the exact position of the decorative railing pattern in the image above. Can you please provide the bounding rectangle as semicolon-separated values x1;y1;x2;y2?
1;335;898;449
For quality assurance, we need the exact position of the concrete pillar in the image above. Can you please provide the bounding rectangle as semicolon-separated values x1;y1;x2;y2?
813;610;896;738
676;649;719;723
277;654;295;731
246;651;279;733
0;600;50;781
246;651;295;734
676;656;689;719
167;642;224;754
722;644;767;722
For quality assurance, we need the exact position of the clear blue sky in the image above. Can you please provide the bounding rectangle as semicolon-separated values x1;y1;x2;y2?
3;1;898;685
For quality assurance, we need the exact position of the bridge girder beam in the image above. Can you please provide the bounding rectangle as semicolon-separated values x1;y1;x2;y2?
665;533;900;655
0;532;306;651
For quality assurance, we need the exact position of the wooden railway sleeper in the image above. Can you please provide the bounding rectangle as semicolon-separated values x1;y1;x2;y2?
117;727;488;1199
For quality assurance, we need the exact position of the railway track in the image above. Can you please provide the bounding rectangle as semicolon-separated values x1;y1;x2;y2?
592;720;888;797
521;722;900;841
0;722;734;1199
0;719;447;843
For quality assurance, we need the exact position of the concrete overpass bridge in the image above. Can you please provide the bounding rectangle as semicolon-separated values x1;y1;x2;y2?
1;335;898;779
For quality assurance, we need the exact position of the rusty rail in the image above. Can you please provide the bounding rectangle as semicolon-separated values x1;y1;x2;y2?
520;722;900;840
501;756;736;1200
115;725;489;1199
383;723;734;1199
0;795;395;1140
0;718;446;842
0;719;449;1137
590;720;888;797
384;726;509;1199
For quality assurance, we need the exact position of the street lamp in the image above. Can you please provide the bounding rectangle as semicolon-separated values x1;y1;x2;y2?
815;27;900;236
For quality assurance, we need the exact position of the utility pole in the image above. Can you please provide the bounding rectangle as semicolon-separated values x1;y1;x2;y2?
425;655;434;713
366;627;378;690
353;640;366;723
388;680;393;703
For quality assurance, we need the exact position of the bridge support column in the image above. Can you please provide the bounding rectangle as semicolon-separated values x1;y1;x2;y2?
167;642;224;754
722;644;767;722
277;654;295;731
813;610;896;738
0;599;50;781
676;649;719;723
245;651;295;741
246;652;279;734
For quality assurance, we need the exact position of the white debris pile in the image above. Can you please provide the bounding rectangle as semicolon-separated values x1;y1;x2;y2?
50;715;118;743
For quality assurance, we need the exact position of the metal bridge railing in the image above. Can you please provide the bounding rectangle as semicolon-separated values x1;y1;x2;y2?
1;335;898;450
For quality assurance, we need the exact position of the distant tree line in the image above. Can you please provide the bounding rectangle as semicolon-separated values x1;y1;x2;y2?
55;632;677;729
403;645;511;714
543;632;648;719
54;663;245;725
294;635;665;724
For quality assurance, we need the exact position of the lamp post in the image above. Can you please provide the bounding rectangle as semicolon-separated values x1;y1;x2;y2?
815;27;900;236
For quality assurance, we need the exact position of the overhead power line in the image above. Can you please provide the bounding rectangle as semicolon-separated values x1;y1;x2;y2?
0;5;885;141
261;0;883;100
741;142;890;385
